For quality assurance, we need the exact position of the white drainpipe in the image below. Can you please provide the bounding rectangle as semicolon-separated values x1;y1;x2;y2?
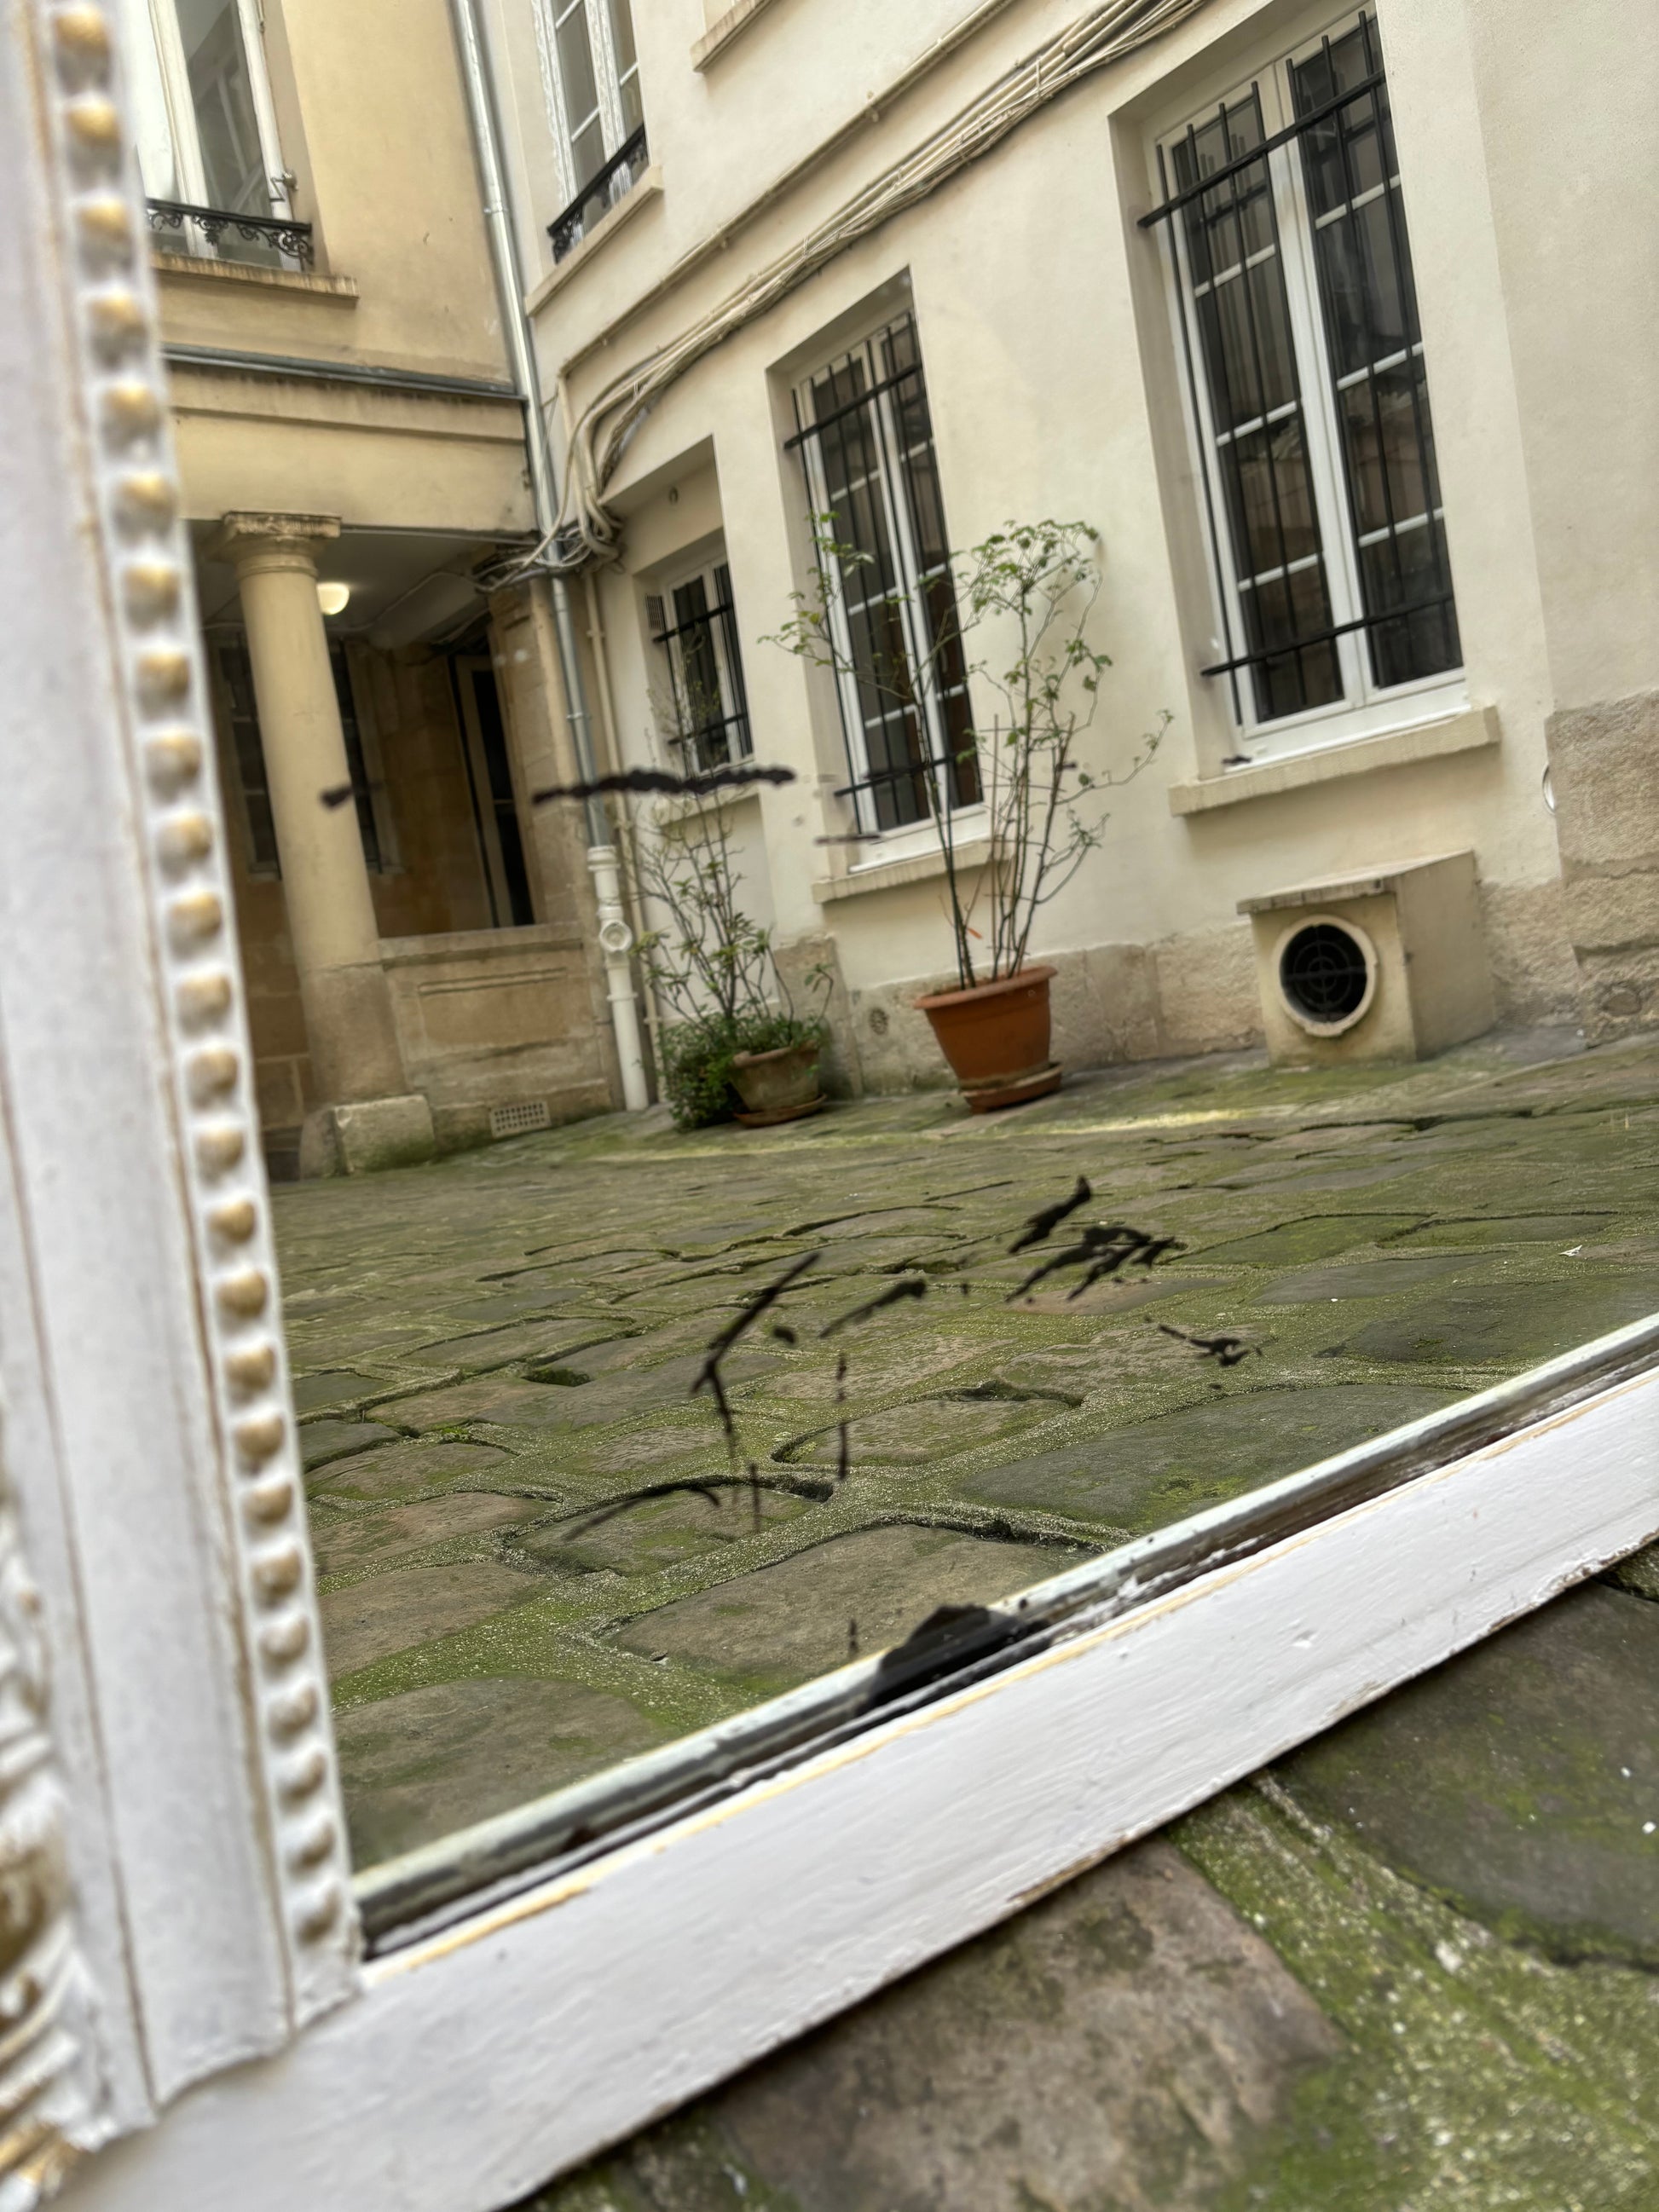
450;0;650;1111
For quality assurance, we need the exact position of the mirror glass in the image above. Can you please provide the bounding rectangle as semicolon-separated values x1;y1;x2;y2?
109;0;1658;1900
283;1037;1659;1876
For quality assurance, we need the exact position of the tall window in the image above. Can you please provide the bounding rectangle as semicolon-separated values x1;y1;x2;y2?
536;0;647;261
118;0;303;263
211;635;390;880
645;563;753;775
1153;12;1460;748
790;315;980;835
212;638;280;876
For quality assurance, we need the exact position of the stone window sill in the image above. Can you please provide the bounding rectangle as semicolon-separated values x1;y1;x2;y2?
812;833;993;904
1167;705;1499;817
151;250;359;304
693;0;790;69
524;170;664;312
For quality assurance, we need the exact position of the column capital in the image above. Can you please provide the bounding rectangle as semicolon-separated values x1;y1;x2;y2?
212;511;342;576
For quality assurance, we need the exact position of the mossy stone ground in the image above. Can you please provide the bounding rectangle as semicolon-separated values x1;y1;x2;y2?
275;1028;1659;2207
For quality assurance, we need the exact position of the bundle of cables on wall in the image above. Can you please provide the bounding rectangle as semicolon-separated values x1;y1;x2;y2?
510;0;1210;580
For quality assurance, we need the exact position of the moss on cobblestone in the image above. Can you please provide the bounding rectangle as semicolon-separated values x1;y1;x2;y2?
1180;1775;1659;2211
273;1031;1659;1876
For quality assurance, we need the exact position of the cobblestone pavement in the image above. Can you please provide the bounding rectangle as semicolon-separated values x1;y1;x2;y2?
275;1028;1659;1883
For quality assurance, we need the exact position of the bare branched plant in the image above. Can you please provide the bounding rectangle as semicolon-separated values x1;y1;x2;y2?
630;766;830;1129
772;517;1170;990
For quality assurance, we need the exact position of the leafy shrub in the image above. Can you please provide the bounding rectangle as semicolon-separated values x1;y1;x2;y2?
659;1008;827;1130
660;1017;746;1131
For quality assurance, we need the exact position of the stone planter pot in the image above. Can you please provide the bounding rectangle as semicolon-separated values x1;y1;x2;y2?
914;965;1061;1112
731;1040;825;1127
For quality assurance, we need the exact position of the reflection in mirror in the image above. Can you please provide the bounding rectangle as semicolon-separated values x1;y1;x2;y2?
280;1031;1659;1904
107;0;1659;1955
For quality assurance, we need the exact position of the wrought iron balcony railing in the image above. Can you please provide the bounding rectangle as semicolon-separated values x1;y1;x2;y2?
146;198;315;268
546;124;648;263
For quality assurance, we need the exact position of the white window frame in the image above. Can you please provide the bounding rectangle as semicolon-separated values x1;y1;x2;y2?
792;314;986;842
3;14;1656;2211
531;0;641;212
1152;9;1465;763
118;0;292;236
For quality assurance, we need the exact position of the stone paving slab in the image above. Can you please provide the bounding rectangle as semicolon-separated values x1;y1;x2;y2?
522;1572;1659;2212
269;1027;1659;1889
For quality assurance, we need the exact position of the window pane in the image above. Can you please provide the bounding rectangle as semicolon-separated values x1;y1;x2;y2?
1219;416;1324;580
117;0;180;199
1292;20;1460;690
216;637;279;872
468;667;535;927
671;576;730;765
605;0;635;74
329;644;382;874
606;0;643;136
174;0;267;215
555;0;604;185
806;321;978;830
1171;92;1344;724
1241;562;1342;722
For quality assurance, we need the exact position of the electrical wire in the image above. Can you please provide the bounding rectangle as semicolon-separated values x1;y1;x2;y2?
497;0;1211;580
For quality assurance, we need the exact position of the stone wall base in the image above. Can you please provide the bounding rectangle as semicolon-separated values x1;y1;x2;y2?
801;876;1579;1096
298;1095;436;1178
1546;687;1659;1040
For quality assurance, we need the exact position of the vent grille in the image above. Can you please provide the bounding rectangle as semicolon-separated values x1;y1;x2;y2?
489;1100;552;1140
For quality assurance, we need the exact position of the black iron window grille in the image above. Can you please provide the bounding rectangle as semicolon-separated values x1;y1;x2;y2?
547;122;648;260
147;198;315;267
1147;12;1460;735
789;314;980;835
646;565;754;774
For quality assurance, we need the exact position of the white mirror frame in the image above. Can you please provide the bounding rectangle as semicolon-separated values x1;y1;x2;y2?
1;6;1655;2209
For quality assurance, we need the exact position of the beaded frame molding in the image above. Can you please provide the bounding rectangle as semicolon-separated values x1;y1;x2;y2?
30;0;356;2045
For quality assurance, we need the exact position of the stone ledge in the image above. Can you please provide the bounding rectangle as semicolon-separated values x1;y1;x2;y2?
1169;706;1498;817
379;923;581;967
1237;849;1477;916
524;170;664;311
152;250;359;303
692;0;790;68
299;1094;434;1177
812;834;993;904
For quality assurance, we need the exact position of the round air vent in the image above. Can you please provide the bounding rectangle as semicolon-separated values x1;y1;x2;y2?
1275;915;1378;1037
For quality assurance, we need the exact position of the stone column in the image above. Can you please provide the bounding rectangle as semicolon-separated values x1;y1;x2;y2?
217;512;432;1174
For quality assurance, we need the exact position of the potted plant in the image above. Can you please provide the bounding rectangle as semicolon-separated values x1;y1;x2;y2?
774;518;1166;1111
632;794;830;1130
729;1014;826;1127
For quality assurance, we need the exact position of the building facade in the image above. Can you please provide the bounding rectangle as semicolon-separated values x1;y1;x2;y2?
478;0;1658;1090
128;0;631;1175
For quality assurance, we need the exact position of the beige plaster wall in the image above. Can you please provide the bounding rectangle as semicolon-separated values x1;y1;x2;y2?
179;0;512;381
158;0;535;541
480;0;1659;1084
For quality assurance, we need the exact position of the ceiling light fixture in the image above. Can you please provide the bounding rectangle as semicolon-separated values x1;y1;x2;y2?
316;581;351;617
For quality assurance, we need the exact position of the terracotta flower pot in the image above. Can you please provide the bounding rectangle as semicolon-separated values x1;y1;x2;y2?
730;1040;825;1127
914;965;1061;1112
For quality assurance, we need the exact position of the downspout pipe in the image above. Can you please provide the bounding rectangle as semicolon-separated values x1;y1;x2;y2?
450;0;650;1112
